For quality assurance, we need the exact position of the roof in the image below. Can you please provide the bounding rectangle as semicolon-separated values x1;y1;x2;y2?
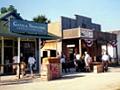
0;32;59;40
0;10;22;20
0;11;59;40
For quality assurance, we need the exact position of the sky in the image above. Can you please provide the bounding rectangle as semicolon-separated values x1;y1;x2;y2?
0;0;120;31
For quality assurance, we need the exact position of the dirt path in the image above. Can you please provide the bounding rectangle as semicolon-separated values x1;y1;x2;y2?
1;67;120;90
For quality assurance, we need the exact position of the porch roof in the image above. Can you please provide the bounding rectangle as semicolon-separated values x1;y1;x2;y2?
0;32;59;40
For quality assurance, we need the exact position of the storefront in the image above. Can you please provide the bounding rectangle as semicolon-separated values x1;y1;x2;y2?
0;11;55;75
62;28;117;63
40;15;117;67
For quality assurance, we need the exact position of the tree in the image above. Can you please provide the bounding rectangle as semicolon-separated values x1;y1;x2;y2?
0;5;17;14
0;7;7;14
33;15;50;23
7;5;16;12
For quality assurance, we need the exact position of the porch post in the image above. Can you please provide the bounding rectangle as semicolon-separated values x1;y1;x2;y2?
79;39;82;56
1;36;4;73
38;38;41;74
106;43;108;54
115;45;119;64
17;37;20;78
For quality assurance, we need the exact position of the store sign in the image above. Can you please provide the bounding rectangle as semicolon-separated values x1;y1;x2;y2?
9;19;47;35
80;29;93;38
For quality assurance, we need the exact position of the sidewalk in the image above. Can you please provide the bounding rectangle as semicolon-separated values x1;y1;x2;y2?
0;73;40;85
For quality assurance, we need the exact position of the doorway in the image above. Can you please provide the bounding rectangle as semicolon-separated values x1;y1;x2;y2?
4;47;13;74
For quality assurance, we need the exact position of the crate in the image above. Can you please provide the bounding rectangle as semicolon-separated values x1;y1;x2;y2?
94;64;103;73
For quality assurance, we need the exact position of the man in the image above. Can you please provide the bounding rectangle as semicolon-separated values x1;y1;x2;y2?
60;54;67;73
12;55;20;76
74;53;81;72
84;52;92;72
102;52;110;72
28;54;36;77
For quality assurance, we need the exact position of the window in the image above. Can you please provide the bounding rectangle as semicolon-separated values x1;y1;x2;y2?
82;23;86;28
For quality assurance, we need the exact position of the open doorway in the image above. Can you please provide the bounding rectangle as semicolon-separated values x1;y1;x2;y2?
4;47;13;74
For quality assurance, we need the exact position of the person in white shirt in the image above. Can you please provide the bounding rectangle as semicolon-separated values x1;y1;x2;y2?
12;56;19;74
84;52;91;66
60;54;67;73
84;51;92;72
102;52;110;72
28;54;36;77
74;53;81;72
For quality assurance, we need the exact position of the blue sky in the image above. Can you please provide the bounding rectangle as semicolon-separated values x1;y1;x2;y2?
0;0;120;31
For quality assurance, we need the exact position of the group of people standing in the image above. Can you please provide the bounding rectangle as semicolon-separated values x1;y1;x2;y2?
60;51;110;73
60;51;92;73
74;51;92;72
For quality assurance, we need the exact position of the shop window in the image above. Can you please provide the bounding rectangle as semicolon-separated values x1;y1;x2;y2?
50;50;56;57
82;23;87;28
43;51;47;58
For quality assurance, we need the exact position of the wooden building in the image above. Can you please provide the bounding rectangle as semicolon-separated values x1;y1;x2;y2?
0;11;55;75
44;15;117;64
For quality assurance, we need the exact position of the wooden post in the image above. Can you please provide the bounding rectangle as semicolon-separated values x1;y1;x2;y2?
79;39;82;56
1;37;4;74
39;38;41;74
17;37;20;79
115;45;119;64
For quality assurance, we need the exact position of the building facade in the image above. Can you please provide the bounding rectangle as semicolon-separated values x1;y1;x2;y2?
43;15;117;65
0;11;55;75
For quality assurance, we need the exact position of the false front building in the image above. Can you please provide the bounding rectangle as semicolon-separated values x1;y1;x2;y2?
42;15;117;64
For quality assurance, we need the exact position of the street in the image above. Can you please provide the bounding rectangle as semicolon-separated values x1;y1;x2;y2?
1;67;120;90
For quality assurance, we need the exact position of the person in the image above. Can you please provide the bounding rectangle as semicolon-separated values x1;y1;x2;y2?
101;52;110;72
74;53;81;72
12;55;19;75
20;57;26;76
5;57;10;73
60;53;67;73
84;51;92;72
28;54;36;77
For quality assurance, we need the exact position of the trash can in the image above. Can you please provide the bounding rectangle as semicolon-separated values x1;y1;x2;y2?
40;57;61;81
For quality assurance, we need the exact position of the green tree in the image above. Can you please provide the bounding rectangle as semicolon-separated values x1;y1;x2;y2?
33;15;50;23
0;7;7;14
7;5;16;12
0;5;17;14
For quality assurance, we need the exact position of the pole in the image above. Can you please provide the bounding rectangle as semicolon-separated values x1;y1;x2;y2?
1;36;4;74
39;38;41;75
17;37;21;79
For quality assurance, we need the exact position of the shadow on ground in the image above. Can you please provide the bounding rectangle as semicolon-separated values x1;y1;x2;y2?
0;78;33;86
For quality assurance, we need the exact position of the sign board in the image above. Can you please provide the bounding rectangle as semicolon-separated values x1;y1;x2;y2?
80;29;93;38
9;19;47;35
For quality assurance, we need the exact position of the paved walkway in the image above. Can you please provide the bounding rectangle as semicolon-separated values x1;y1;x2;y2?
1;66;120;90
